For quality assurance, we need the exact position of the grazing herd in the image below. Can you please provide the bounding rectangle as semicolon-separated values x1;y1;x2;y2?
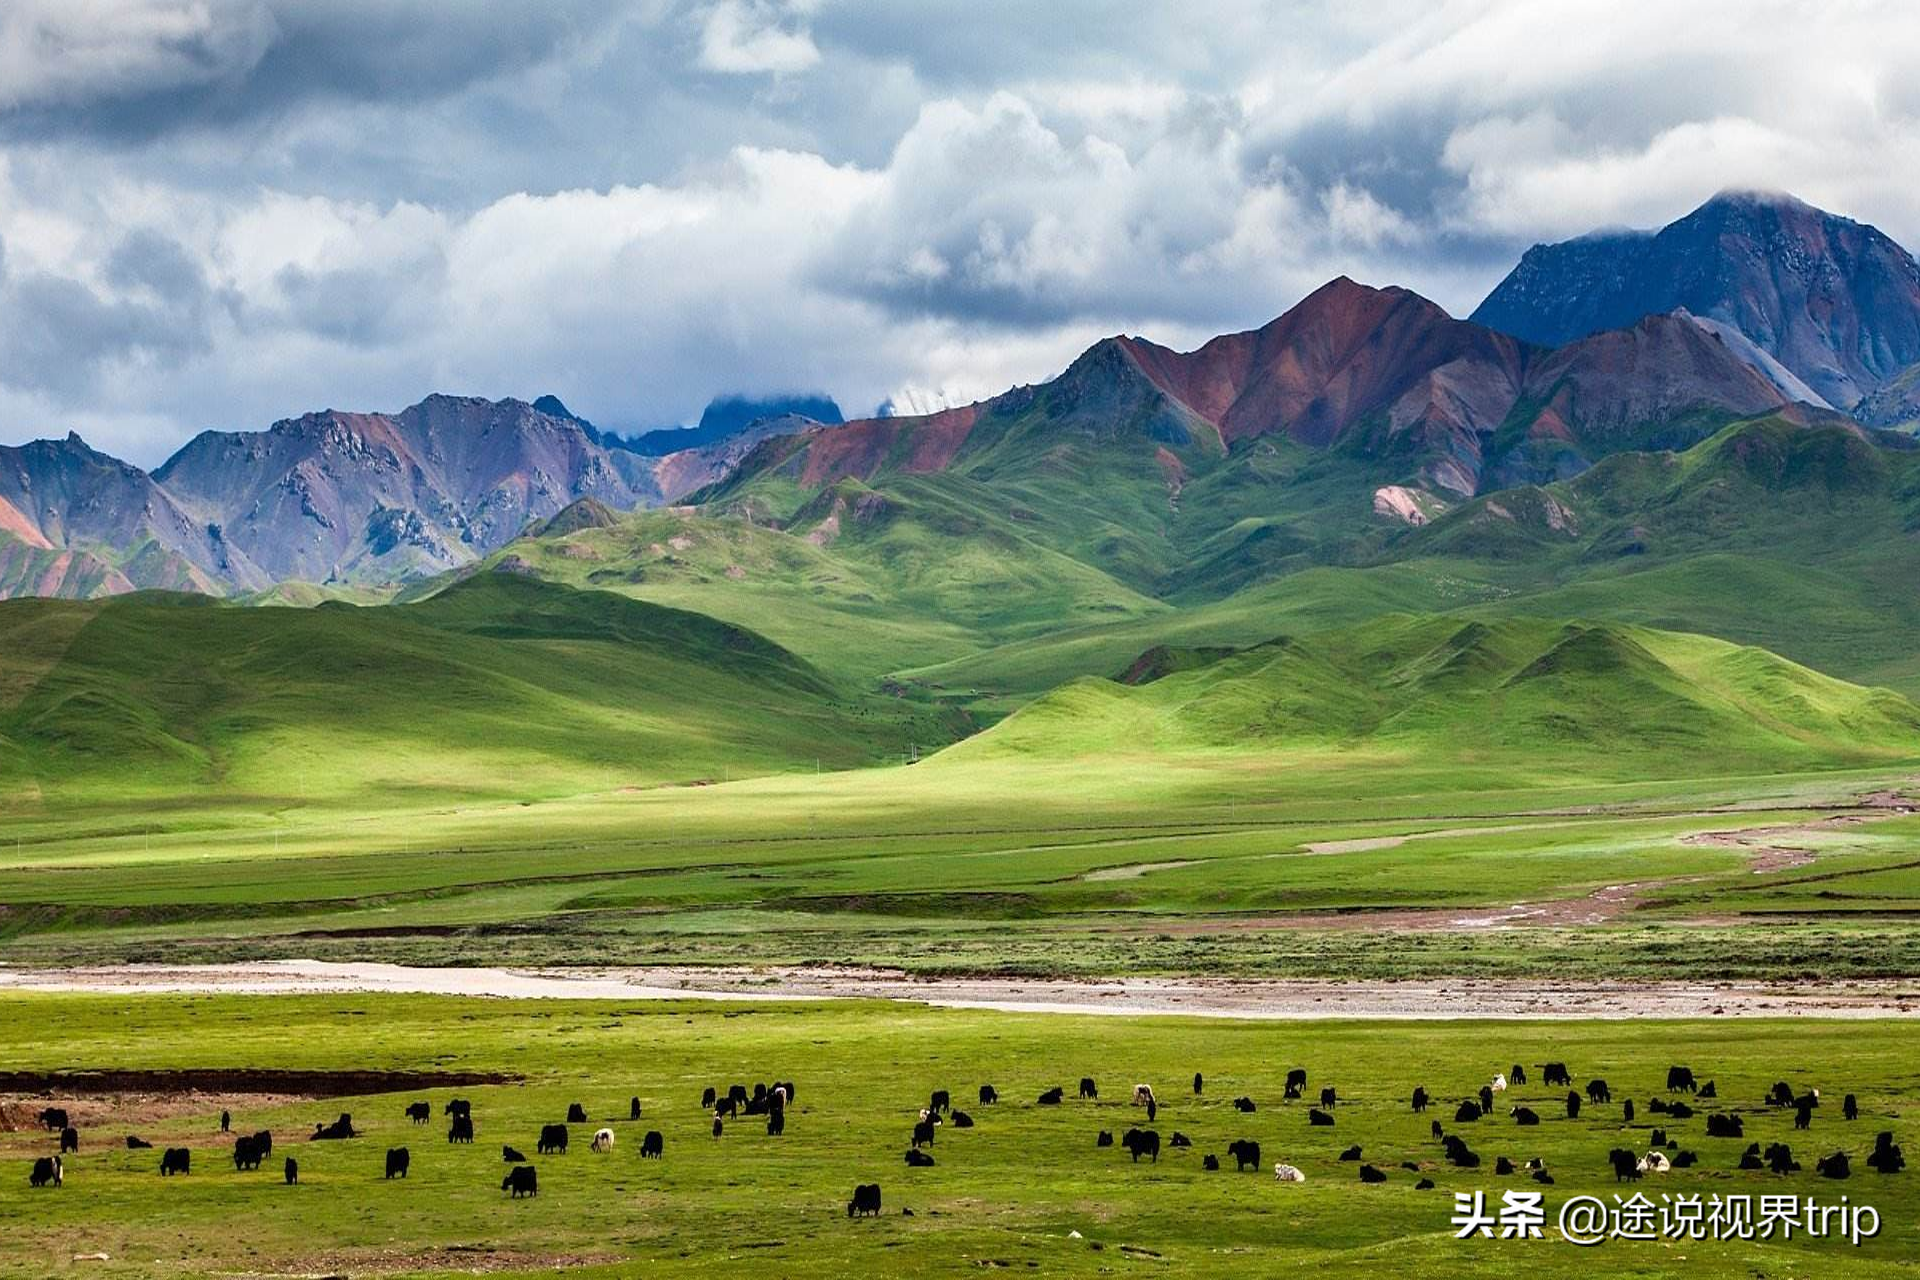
837;1059;1908;1219
15;1089;688;1201
18;1057;1908;1235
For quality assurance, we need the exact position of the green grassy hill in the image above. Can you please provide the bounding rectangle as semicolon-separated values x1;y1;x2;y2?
439;494;1169;683
0;573;956;806
936;614;1920;780
892;416;1920;710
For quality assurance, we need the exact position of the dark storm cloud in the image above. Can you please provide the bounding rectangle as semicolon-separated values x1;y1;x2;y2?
0;231;218;398
0;2;630;142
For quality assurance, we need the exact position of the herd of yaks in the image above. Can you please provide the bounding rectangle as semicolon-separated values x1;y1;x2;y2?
865;1062;1905;1214
20;1085;756;1199
19;1061;1908;1219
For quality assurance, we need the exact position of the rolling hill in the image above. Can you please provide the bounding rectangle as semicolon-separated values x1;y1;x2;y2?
936;614;1920;779
899;414;1920;710
0;573;956;804
448;492;1168;682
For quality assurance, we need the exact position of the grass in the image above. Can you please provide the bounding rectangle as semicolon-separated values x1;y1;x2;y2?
3;751;1919;977
937;614;1920;774
0;993;1915;1278
445;493;1169;684
0;573;959;807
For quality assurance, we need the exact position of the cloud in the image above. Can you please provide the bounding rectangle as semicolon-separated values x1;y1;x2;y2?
815;92;1345;330
0;227;219;399
3;0;1920;466
1244;0;1920;245
0;0;624;140
0;0;276;112
696;1;820;75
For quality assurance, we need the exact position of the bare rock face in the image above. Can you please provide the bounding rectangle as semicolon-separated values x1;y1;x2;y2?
649;413;826;500
151;395;654;585
0;394;822;599
1472;190;1920;411
0;432;248;599
1855;362;1920;428
1119;276;1532;452
1480;311;1792;488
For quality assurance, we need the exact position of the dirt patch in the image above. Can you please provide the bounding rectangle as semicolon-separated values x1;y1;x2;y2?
1679;813;1872;874
1371;484;1443;527
1081;859;1203;882
0;1090;315;1133
0;1067;511;1098
1301;820;1580;855
1301;835;1408;854
0;1067;519;1135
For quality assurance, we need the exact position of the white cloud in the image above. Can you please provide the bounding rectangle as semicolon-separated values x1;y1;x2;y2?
1323;181;1418;249
0;0;275;111
1252;0;1920;246
696;1;821;75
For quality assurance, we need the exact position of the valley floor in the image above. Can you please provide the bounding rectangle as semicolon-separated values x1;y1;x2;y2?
5;761;1920;981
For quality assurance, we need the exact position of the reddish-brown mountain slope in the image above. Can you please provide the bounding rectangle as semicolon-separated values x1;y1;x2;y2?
1118;277;1532;455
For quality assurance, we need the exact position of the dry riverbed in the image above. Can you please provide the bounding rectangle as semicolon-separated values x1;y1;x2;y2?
1;960;1916;1019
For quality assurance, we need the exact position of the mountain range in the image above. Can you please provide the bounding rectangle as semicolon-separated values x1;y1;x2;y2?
3;189;1919;605
0;394;839;598
1471;190;1920;410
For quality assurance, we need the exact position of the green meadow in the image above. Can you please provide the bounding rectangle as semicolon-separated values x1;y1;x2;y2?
0;994;1915;1279
3;748;1919;977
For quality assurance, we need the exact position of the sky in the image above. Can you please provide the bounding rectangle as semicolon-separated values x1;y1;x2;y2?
2;1;1919;465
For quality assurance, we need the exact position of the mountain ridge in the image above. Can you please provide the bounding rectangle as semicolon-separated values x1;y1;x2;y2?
1472;189;1920;409
2;189;1913;605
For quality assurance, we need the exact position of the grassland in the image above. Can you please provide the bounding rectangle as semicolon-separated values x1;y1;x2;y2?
0;573;958;807
3;744;1918;978
421;418;1920;734
8;415;1920;981
0;993;1914;1278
